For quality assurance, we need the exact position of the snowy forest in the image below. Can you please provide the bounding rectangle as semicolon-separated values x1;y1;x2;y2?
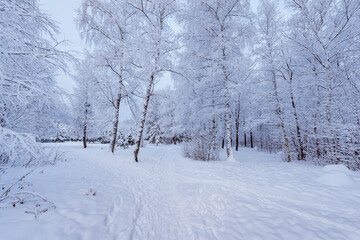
1;0;360;239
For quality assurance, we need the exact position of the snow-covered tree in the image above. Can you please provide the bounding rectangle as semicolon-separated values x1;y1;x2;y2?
131;0;179;162
145;88;179;145
285;0;360;168
0;0;71;166
72;55;98;148
77;0;138;153
254;0;292;162
177;0;252;161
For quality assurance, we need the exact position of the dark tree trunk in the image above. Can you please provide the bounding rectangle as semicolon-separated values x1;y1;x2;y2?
260;124;263;150
235;98;240;151
244;133;247;147
250;131;254;148
83;125;87;149
236;131;239;151
83;99;89;149
314;127;321;158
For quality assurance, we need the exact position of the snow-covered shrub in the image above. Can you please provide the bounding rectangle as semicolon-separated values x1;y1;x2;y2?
98;130;112;144
0;128;46;167
116;130;136;149
126;131;135;146
183;126;219;161
0;142;68;217
148;124;162;145
117;132;129;149
0;168;56;218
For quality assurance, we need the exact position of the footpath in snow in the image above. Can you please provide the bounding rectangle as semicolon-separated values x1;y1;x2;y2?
1;142;360;240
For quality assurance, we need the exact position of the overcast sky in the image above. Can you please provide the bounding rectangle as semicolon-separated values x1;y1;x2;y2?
39;0;83;94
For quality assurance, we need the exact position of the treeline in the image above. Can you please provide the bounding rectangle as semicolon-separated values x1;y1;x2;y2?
175;0;360;169
74;0;360;169
1;0;359;169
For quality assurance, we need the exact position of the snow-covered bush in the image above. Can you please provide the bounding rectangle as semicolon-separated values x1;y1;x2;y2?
0;0;72;166
147;124;162;145
97;130;112;144
0;128;46;167
117;132;129;149
116;129;136;149
0;167;56;218
126;131;136;146
184;126;219;161
0;142;68;217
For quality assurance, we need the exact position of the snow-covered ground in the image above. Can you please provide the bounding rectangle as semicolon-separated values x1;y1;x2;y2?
1;142;360;240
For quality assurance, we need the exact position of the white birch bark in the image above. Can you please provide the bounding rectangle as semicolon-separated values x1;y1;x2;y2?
134;75;154;162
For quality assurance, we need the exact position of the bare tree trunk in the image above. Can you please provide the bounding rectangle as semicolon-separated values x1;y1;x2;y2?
109;55;124;153
134;75;154;162
250;131;254;148
211;118;217;155
111;91;122;153
83;119;87;149
291;89;304;160
287;64;305;160
280;121;291;162
313;71;322;159
272;71;291;162
244;133;247;147
325;82;335;163
225;95;232;158
211;90;217;154
235;96;240;151
221;40;233;159
235;126;239;151
314;126;321;158
260;124;263;150
83;88;89;149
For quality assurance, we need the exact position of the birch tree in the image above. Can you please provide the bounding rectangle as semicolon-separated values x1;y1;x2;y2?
131;0;178;162
179;0;252;160
254;0;292;162
73;56;99;148
78;0;137;153
287;0;360;168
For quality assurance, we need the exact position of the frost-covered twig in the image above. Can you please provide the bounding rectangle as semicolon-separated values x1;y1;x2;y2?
0;149;66;217
0;127;46;167
0;170;34;199
0;170;56;218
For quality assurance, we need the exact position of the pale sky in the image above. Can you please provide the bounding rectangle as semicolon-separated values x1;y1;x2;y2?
39;0;83;94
